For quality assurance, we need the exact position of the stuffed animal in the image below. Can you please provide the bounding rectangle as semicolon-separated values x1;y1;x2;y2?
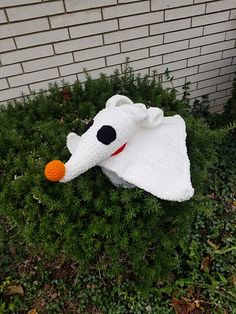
45;95;194;202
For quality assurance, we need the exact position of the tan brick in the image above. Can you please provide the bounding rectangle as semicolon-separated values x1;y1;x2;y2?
23;53;73;72
226;29;236;40
206;0;236;13
0;64;22;78
188;82;197;91
60;58;106;76
220;64;236;75
164;47;200;63
103;1;149;19
119;11;164;29
106;48;148;66
1;45;54;65
0;78;8;90
150;59;187;74
70;20;118;38
0;10;7;24
198;74;230;89
129;56;162;71
204;20;236;35
223;48;236;59
194;0;214;3
74;44;120;62
208;90;226;101
0;0;40;8
209;104;224;113
162;77;186;89
164;27;202;43
230;9;236;19
0;85;30;102
54;35;103;53
190;85;217;99
192;11;229;27
121;34;163;52
175;88;184;97
66;0;116;11
170;66;198;79
217;81;234;91
132;67;150;76
187;69;220;83
214;96;230;106
150;40;189;56
201;40;235;55
9;68;59;87
30;74;76;92
151;0;193;11
226;88;233;96
50;9;101;28
104;26;148;44
0;18;49;39
165;4;205;20
0;38;16;53
188;52;222;67
199;58;232;72
118;0;143;3
7;1;64;21
190;33;225;48
150;18;191;35
16;29;69;48
80;65;122;81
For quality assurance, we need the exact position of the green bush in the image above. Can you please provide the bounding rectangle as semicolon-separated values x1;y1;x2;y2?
0;68;226;288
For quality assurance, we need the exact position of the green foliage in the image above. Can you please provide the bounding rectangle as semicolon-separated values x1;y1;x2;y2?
189;72;236;129
0;66;229;290
223;72;236;124
0;226;25;314
187;72;236;202
207;131;236;201
1;201;235;314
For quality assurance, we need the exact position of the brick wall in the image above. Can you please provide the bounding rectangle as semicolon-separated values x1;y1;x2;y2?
0;0;236;112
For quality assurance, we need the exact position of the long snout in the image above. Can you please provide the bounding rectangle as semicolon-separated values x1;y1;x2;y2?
45;138;111;183
44;151;96;183
59;138;111;183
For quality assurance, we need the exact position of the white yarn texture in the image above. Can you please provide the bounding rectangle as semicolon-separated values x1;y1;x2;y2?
61;95;194;202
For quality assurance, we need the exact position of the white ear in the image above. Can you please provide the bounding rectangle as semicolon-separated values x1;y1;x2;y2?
121;103;147;123
140;107;163;128
106;95;147;123
106;94;133;108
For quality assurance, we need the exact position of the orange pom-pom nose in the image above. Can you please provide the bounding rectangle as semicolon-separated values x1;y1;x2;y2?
45;160;65;182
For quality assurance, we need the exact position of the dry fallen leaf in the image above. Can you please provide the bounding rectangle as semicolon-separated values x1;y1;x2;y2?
4;285;24;296
200;255;213;272
171;297;195;314
28;309;38;314
171;297;212;314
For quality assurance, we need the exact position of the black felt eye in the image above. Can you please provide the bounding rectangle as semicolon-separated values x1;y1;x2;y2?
97;125;116;145
84;120;94;132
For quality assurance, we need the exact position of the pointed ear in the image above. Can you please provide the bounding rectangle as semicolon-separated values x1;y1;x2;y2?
106;94;133;108
121;103;147;123
106;95;147;123
140;107;163;128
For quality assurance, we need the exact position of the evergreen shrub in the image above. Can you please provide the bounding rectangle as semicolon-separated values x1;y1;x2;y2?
0;68;226;287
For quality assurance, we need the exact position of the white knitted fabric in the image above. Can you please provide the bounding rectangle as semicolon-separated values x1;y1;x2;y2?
60;95;194;202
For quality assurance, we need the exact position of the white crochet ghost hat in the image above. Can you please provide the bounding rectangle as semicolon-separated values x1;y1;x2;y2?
45;95;194;202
